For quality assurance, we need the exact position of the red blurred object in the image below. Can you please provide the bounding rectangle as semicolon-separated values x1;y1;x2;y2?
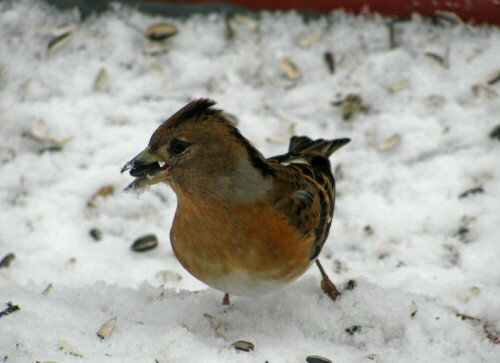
142;0;500;25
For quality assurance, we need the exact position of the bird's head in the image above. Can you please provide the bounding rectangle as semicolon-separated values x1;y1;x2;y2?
121;99;273;202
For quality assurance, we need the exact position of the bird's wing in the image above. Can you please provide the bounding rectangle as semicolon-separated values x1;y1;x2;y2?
272;162;335;261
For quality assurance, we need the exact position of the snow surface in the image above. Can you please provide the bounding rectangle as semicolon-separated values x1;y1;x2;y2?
1;1;500;362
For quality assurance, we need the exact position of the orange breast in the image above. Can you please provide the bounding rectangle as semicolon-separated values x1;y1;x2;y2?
170;195;313;295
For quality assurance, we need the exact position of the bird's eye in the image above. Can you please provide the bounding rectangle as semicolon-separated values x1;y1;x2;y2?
169;139;190;155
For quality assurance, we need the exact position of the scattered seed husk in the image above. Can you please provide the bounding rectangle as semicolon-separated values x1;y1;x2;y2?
146;23;178;41
30;118;71;148
93;68;109;93
142;41;170;56
367;132;401;152
377;134;402;151
363;225;374;235
424;46;450;68
323;52;335;74
31;118;51;141
224;16;236;40
483;323;500;345
298;31;323;47
155;270;182;284
233;14;258;29
337;94;366;121
38;145;63;154
424;94;447;109
131;234;158;252
457;286;480;303
89;228;103;241
345;325;362;335
387;79;408;92
0;147;15;164
47;31;72;51
471;84;497;98
97;317;117;340
306;355;332;363
204;313;229;339
87;185;114;208
387;21;397;49
410;301;418;318
489;125;500;140
443;244;460;265
231;340;254;352
57;340;84;357
344;279;357;291
280;58;302;80
0;302;20;318
486;70;500;85
42;283;53;296
435;10;463;24
365;354;380;361
0;253;15;268
458;186;484;199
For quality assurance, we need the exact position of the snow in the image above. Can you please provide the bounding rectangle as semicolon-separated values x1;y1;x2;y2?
1;1;499;362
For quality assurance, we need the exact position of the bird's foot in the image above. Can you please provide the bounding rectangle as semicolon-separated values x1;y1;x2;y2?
320;278;341;301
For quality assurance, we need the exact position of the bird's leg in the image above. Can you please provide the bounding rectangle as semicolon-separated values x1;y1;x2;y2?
222;293;230;305
316;259;341;301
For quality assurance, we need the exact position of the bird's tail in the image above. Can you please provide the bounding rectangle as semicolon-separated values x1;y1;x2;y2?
288;136;350;158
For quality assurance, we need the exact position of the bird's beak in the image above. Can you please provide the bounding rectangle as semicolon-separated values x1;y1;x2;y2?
121;148;170;191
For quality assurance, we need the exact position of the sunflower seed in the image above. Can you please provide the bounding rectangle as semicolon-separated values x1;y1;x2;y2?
471;84;497;98
146;23;178;41
47;31;72;51
410;301;418;318
97;317;117;340
0;253;15;268
489;125;500;140
0;302;20;318
458;186;484;199
323;52;335;74
0;147;15;164
93;68;109;93
89;228;103;241
387;21;397;49
424;46;450;68
231;340;254;352
204;313;229;339
298;31;323;47
363;225;374;234
42;283;53;296
486;70;500;85
131;234;158;252
387;79;408;92
31;118;51;141
344;279;357;291
306;356;332;363
57;340;84;357
339;94;366;121
377;134;401;151
87;185;114;208
457;286;480;303
280;58;302;80
345;325;362;335
436;10;463;24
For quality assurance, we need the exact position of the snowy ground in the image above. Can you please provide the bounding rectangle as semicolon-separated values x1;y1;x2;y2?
1;1;500;362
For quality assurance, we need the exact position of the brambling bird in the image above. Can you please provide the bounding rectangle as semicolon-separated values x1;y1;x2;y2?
122;99;350;304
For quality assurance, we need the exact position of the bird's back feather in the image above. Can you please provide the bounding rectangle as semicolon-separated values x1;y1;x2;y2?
270;136;350;260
